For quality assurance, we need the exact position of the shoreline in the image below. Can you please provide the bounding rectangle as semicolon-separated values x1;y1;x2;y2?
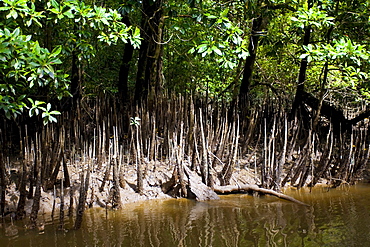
3;163;340;220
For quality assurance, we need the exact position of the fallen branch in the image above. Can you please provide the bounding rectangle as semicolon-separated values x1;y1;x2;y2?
163;165;308;205
213;184;309;206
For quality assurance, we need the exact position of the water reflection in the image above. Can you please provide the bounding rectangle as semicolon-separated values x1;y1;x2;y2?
1;184;370;246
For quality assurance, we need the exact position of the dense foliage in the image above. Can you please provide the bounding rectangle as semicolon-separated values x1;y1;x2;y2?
0;0;369;121
0;0;140;123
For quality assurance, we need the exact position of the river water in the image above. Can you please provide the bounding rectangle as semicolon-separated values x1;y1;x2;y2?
1;183;370;246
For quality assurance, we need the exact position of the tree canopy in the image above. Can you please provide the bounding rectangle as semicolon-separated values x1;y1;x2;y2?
0;0;140;123
0;0;369;123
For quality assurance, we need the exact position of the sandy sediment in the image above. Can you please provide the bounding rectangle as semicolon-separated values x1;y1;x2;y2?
4;156;340;219
3;159;262;218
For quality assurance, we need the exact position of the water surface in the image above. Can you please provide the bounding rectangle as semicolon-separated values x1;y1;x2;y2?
1;184;370;246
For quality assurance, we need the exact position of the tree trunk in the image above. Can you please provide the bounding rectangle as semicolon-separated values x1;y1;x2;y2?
59;171;64;230
239;16;264;107
70;49;81;106
118;15;134;105
134;38;149;103
239;3;296;110
312;62;329;130
118;15;134;134
29;161;41;228
62;151;70;188
135;126;144;194
0;151;5;217
16;160;29;219
66;23;83;110
134;0;163;103
111;159;122;209
300;91;350;132
74;165;90;230
290;0;313;117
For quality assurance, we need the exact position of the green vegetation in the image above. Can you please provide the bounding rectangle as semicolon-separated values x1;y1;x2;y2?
1;0;370;229
0;0;140;120
1;0;369;116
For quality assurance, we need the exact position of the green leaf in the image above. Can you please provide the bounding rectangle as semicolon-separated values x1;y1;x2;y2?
64;10;74;18
48;115;57;123
0;7;11;11
49;110;61;115
221;8;228;17
213;47;222;56
130;116;141;126
206;14;217;19
51;45;62;57
299;53;309;59
8;10;18;19
133;26;140;37
197;44;208;53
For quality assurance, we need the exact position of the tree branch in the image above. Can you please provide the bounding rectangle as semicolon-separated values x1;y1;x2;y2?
213;184;309;206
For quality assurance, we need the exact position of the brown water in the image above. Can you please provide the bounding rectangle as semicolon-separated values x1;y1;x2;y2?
1;184;370;247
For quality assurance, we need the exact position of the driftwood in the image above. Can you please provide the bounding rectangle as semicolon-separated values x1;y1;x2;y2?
164;165;306;205
213;184;309;206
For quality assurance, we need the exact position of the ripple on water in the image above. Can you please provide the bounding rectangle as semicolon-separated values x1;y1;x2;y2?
1;184;370;246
